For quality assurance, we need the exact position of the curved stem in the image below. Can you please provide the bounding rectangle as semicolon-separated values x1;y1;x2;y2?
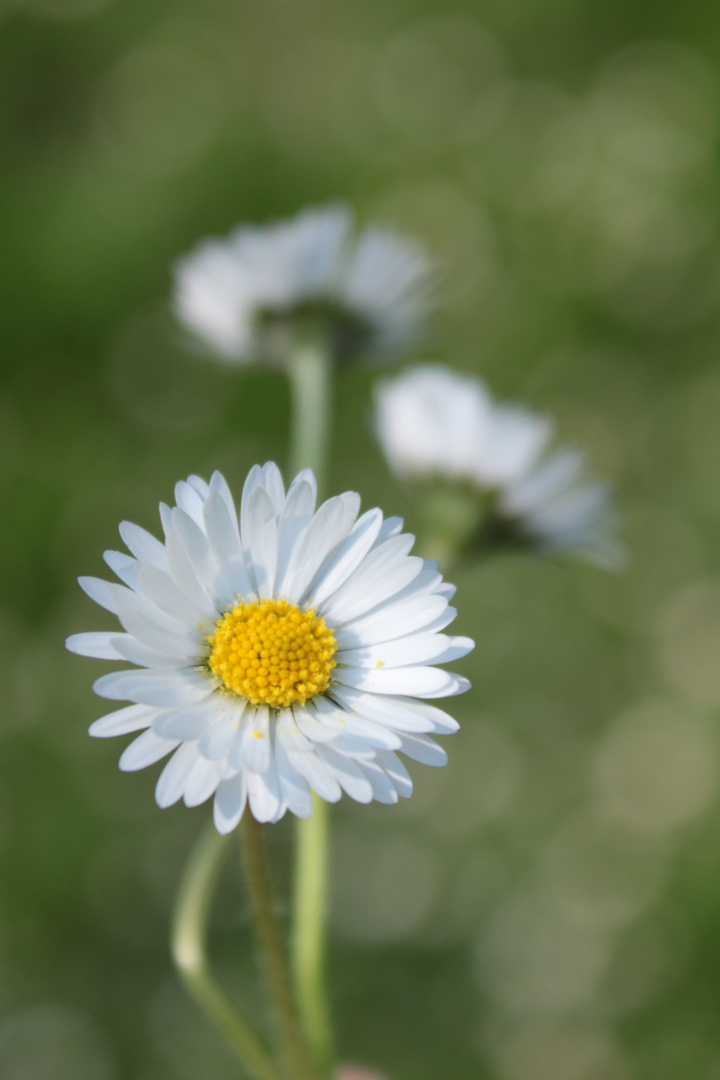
287;334;336;1078
240;814;319;1080
171;824;284;1080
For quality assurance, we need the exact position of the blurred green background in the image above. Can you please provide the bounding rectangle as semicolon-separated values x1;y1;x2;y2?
3;0;720;1077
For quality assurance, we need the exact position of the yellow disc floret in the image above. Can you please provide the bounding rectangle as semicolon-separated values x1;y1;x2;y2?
207;598;337;708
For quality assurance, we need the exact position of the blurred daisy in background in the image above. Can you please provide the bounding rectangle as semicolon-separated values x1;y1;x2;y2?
66;463;472;832
173;204;433;365
374;365;623;568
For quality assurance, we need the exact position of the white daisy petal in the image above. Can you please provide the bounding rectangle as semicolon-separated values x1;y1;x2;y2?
418;606;458;636
408;700;461;734
242;487;278;600
321;733;377;760
357;758;399;805
159;503;173;537
247;764;284;823
261;462;286;516
151;696;225;740
279;709;343;801
283;496;355;603
199;717;240;760
338;717;401;751
374;750;413;798
103;551;142;590
108;584;185;634
292;702;338;745
174;480;206;528
273;480;317;598
295;700;380;756
119;729;180;771
187;474;210;499
116;608;199;658
73;462;471;828
382;561;442;604
329;686;458;735
241;465;265;543
93;668;213;707
284;745;342;803
315;744;374;803
398;732;448;767
156;742;201;808
226;727;246;772
214;774;248;833
435;582;457;599
138;565;210;626
78;576;135;616
277;708;313;751
88;703;157;737
172;508;213;575
119;521;169;570
183;756;224;807
329;686;430;734
66;632;125;661
334;593;448;649
209;471;240;534
319;537;422;624
372;515;404;546
332;664;469;698
337;633;474;670
111;635;191;669
240;705;272;773
274;735;313;818
307;508;384;609
295;701;375;759
286;467;317;508
165;530;218;617
311;695;401;750
333;492;362;546
203;492;255;600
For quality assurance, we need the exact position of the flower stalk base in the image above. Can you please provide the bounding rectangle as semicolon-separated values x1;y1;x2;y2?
240;813;319;1080
171;824;283;1080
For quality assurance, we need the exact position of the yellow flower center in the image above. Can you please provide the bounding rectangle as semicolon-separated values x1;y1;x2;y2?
207;598;337;708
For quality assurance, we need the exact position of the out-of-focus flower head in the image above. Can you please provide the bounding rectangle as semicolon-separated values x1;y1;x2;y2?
67;463;472;831
172;205;433;366
374;365;624;568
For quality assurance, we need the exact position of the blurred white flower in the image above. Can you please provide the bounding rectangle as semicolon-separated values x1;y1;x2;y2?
499;448;623;567
375;365;551;487
374;365;623;567
173;205;433;365
67;463;472;831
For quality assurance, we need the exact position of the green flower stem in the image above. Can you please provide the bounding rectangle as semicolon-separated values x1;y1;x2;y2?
171;824;283;1080
292;794;333;1077
288;336;333;495
240;814;319;1080
288;334;335;1078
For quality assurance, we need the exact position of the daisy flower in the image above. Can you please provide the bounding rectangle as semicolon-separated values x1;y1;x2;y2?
67;464;472;831
172;204;433;365
374;365;623;568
